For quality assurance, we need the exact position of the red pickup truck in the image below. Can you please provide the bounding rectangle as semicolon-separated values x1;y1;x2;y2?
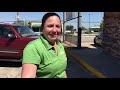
0;23;39;62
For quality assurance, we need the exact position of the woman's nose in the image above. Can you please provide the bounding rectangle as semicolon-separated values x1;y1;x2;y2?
52;27;57;32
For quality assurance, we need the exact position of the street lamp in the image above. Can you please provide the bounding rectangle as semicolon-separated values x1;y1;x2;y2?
16;12;20;24
16;12;20;21
88;13;90;33
77;12;82;48
63;12;66;42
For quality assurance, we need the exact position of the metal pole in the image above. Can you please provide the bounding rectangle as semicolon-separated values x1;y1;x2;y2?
63;12;66;42
88;13;90;33
24;20;25;26
77;12;82;48
17;12;19;21
16;12;20;24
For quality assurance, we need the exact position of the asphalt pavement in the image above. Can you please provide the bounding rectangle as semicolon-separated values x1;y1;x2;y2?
63;41;120;78
66;54;97;78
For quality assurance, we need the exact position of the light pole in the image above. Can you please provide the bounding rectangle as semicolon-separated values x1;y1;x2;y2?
88;13;90;33
16;12;19;21
16;12;20;24
63;12;66;42
77;12;82;48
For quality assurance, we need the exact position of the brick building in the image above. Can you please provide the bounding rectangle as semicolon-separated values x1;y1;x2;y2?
103;12;120;59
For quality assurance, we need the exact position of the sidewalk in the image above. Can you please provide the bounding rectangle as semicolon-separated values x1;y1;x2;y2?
63;41;120;78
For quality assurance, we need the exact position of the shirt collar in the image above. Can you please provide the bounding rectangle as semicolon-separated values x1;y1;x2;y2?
40;35;61;50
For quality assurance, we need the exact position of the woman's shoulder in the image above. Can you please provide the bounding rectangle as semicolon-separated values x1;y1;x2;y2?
24;38;44;54
29;38;42;44
25;38;42;48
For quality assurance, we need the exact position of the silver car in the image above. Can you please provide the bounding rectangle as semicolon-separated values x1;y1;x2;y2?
94;31;103;46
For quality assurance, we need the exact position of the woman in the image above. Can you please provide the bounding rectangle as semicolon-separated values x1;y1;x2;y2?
21;12;67;78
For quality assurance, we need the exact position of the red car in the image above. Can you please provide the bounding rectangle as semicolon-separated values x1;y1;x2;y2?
0;23;39;62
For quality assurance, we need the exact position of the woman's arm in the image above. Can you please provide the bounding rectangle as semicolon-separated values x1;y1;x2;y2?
21;64;37;78
64;71;67;78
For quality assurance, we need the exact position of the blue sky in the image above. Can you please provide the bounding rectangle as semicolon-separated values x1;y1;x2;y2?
0;12;104;29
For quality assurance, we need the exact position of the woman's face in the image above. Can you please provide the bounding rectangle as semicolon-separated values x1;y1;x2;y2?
43;16;61;44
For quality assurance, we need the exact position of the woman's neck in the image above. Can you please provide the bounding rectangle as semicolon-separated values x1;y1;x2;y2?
53;42;58;54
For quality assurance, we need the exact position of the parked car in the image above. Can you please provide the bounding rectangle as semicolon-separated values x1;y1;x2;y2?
0;23;39;62
82;30;89;34
94;31;103;46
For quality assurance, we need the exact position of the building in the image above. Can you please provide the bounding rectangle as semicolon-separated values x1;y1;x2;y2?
31;22;41;32
90;26;100;32
103;12;120;59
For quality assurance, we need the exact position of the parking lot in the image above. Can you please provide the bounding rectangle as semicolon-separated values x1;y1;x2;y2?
0;38;96;78
0;62;21;78
0;42;95;78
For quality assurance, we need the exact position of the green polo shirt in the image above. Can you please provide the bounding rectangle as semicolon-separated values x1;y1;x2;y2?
22;35;67;78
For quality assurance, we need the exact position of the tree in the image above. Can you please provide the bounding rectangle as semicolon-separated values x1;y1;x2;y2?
66;25;74;30
28;22;31;28
81;26;87;30
66;25;74;34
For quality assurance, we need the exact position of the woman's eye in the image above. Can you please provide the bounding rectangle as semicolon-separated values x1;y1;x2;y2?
56;25;61;28
48;25;53;27
47;25;61;28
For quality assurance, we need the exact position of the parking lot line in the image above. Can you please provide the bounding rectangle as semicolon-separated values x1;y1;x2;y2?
65;49;106;78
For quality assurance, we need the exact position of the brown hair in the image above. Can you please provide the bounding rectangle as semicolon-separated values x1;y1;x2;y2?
40;12;61;31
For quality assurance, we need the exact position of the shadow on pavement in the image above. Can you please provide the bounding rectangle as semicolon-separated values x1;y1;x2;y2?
66;46;89;49
90;44;96;47
65;45;120;78
0;61;22;67
90;43;102;48
66;54;97;78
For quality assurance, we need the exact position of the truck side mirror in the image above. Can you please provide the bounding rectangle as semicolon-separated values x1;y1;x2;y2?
8;31;16;38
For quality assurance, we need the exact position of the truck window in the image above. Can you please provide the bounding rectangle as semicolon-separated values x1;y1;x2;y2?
13;26;37;37
0;26;14;38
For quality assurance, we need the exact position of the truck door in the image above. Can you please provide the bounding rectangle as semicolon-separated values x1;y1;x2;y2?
0;26;21;59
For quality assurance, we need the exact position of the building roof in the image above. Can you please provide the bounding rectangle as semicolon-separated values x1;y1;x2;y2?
91;26;100;28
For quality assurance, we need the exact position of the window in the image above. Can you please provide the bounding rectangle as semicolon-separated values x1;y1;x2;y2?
0;26;13;38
